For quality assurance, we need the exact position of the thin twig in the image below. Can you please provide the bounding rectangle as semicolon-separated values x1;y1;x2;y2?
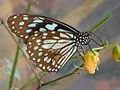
41;68;79;88
0;19;39;80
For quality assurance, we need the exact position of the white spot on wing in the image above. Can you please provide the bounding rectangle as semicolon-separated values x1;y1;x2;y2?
19;27;23;29
47;66;50;69
13;16;17;19
48;68;51;71
44;40;57;44
32;37;35;40
66;33;74;38
55;69;58;71
33;46;38;50
52;69;55;71
20;35;23;37
53;36;59;39
37;59;41;62
58;40;71;42
42;44;53;49
26;29;32;33
12;26;15;29
25;35;29;39
38;52;42;56
42;66;46;70
38;49;42;51
31;53;34;56
42;37;46;39
28;23;36;27
36;39;41;43
43;33;48;36
39;28;46;32
52;61;55;65
45;53;48;56
47;58;51;63
58;66;60;69
32;57;35;61
51;31;55;34
44;57;48;61
33;19;43;23
35;34;38;36
12;21;15;24
45;23;58;30
39;64;42;67
28;50;31;54
19;21;24;26
23;17;28;20
28;42;31;45
57;29;68;32
60;33;70;38
52;40;73;49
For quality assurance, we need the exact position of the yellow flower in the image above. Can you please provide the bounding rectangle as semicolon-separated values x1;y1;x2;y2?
83;51;100;74
112;44;120;62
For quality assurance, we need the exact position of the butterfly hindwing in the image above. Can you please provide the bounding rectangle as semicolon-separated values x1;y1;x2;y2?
27;31;77;72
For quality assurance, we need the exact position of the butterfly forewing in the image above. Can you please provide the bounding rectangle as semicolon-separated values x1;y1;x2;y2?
7;14;45;43
27;31;77;72
7;14;79;44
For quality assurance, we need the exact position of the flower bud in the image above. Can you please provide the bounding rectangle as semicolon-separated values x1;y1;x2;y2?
83;51;100;74
112;44;120;62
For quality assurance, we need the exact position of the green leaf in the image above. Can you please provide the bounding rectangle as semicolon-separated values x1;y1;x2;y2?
88;13;113;32
25;0;36;14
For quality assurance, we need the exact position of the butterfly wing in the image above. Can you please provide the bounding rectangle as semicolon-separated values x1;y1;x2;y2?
7;14;79;72
7;14;79;44
7;14;46;43
27;31;77;72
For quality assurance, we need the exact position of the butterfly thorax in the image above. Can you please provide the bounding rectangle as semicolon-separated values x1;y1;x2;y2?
74;31;91;48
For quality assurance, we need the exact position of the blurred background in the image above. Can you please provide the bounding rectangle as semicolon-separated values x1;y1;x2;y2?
0;0;120;90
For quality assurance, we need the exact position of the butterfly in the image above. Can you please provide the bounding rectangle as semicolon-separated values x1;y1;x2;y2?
7;14;91;72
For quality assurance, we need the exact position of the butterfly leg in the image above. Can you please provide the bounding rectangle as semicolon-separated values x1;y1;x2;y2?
73;51;86;71
88;43;96;55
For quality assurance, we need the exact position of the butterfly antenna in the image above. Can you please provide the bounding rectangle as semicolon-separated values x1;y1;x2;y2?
92;32;105;46
90;38;103;46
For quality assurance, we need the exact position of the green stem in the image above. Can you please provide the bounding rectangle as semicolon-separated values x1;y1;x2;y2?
20;71;44;90
8;39;21;90
92;43;117;51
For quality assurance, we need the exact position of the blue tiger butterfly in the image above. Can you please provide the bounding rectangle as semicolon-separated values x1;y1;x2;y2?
7;14;92;72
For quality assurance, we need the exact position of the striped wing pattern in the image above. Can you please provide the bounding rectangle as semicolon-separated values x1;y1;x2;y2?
27;31;77;72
